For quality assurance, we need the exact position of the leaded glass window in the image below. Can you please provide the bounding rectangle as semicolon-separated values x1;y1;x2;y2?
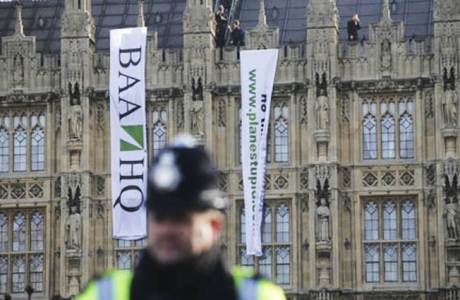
276;204;289;243
274;118;288;162
29;254;44;292
363;114;377;160
363;198;417;284
31;127;45;171
400;113;414;159
30;212;44;251
365;244;380;283
402;244;417;282
13;128;26;172
364;202;378;240
275;247;290;285
12;213;26;252
152;123;166;158
259;247;272;279
383;244;397;282
12;256;25;293
383;201;397;240
266;102;289;164
152;108;167;158
381;113;395;159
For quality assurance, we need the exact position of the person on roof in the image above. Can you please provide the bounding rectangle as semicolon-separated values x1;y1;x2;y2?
347;13;361;41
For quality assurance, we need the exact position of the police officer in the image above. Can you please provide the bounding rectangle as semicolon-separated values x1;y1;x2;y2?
76;135;286;300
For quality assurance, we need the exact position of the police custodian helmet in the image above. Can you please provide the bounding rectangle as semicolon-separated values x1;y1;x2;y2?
147;134;227;217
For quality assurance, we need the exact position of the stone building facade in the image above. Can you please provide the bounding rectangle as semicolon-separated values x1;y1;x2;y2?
0;0;459;299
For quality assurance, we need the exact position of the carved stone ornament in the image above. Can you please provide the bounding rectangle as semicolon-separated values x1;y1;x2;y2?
380;39;392;72
68;82;83;141
190;99;204;137
442;68;458;128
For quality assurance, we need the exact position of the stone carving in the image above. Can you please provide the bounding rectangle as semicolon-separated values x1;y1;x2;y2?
300;96;307;125
381;39;392;72
445;198;460;240
317;197;330;242
176;100;184;129
442;68;458;127
190;100;204;137
363;172;378;187
96;103;104;129
315;73;329;130
425;91;434;118
68;82;83;141
425;164;436;186
66;186;81;250
315;167;330;242
12;53;24;86
218;99;226;127
341;95;350;122
192;77;203;101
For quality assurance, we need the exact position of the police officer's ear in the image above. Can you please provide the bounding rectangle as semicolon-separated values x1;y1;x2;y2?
210;211;224;234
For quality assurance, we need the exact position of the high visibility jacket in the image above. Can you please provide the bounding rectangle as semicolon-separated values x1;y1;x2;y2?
76;266;286;300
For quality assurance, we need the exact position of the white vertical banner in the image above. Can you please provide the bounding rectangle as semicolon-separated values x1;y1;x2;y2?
240;49;279;256
110;27;148;240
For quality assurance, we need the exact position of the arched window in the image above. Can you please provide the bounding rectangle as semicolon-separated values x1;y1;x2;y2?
399;112;414;159
12;213;26;252
381;113;395;159
31;127;45;171
0;128;8;173
363;114;377;160
30;212;44;251
13;127;27;172
274;118;288;162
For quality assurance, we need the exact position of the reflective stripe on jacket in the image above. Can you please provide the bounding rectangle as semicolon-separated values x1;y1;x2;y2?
76;266;286;300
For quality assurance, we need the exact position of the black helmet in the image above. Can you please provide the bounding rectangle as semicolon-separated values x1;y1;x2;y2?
147;135;226;217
